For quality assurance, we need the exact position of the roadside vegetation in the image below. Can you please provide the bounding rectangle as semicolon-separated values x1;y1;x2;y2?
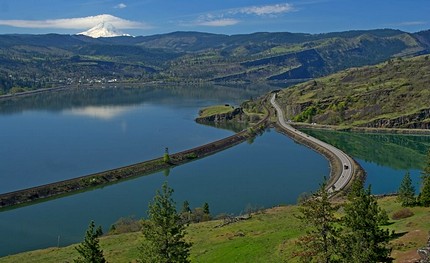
276;55;430;128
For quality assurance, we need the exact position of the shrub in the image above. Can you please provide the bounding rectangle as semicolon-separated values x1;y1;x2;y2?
391;208;414;220
163;153;170;163
185;153;198;159
108;216;142;235
249;114;261;122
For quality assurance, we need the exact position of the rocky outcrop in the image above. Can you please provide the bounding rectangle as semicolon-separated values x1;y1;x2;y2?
362;109;430;129
195;107;249;123
417;233;430;263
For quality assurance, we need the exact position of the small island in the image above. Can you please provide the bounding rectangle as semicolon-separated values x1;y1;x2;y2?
195;104;248;123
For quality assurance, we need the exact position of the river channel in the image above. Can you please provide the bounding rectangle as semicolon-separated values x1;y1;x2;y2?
1;85;428;257
303;129;430;194
0;84;329;256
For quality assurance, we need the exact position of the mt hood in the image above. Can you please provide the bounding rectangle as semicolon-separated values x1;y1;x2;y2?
78;22;131;38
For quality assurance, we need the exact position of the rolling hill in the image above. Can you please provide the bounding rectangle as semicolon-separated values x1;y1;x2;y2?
276;54;430;129
0;29;430;95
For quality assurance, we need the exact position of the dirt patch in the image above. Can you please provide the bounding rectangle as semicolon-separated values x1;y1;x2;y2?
392;229;427;262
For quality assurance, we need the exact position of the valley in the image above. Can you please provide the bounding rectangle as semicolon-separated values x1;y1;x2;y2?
1;29;430;95
1;25;430;263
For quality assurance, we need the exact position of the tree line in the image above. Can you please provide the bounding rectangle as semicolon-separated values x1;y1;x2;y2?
294;179;392;263
72;150;430;262
397;150;430;207
73;181;197;263
295;149;430;263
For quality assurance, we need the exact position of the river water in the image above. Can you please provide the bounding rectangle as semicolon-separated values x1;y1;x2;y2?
1;85;428;257
303;129;430;194
0;84;329;256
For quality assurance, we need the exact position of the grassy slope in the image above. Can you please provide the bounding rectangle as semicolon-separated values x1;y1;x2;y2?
379;197;430;262
198;105;235;118
277;55;430;127
1;197;428;263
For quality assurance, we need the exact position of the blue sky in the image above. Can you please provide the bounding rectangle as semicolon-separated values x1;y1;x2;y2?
0;0;428;36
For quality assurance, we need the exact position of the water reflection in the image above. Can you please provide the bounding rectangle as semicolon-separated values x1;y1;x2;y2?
0;130;328;257
0;83;329;257
64;105;138;120
0;84;274;115
302;129;430;194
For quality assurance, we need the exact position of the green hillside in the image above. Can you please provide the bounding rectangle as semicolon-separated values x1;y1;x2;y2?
276;55;430;128
1;29;429;95
0;197;428;263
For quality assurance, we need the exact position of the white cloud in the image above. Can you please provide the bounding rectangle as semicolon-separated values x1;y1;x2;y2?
191;14;239;27
397;21;426;26
197;18;240;27
114;3;127;9
234;3;295;16
188;2;294;28
0;14;149;29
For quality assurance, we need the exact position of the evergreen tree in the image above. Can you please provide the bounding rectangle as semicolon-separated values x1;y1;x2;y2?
163;147;170;163
339;182;392;263
180;200;192;224
294;181;340;263
420;176;430;207
202;202;210;215
422;150;430;177
139;182;191;263
420;150;430;206
74;221;106;263
397;172;416;207
347;177;365;200
181;200;191;214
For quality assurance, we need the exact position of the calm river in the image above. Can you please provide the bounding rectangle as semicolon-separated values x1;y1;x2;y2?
0;84;328;256
1;85;428;257
304;129;430;194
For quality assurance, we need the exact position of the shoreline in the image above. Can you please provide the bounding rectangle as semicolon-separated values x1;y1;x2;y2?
270;94;366;197
0;98;271;209
293;123;430;135
1;89;426;209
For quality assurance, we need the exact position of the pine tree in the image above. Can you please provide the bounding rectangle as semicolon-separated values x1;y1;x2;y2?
163;147;170;164
420;176;430;207
294;181;340;263
422;150;430;177
397;172;416;207
347;177;365;200
181;200;191;214
74;221;106;263
202;202;210;215
420;150;430;206
180;200;192;224
139;182;192;263
339;182;392;263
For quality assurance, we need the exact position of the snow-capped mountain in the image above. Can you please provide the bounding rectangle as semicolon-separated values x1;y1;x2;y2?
78;22;131;38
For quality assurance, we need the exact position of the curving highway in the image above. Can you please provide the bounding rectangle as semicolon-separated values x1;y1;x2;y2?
270;94;354;193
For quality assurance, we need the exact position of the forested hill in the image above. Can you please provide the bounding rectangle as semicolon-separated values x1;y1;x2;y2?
276;55;430;129
0;29;430;94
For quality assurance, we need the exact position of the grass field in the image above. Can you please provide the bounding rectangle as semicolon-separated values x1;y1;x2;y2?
198;105;235;118
0;197;428;263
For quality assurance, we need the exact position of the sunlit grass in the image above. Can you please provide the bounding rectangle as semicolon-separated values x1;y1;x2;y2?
1;197;428;263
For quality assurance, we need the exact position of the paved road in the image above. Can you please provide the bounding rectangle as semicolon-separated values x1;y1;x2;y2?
270;94;354;193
